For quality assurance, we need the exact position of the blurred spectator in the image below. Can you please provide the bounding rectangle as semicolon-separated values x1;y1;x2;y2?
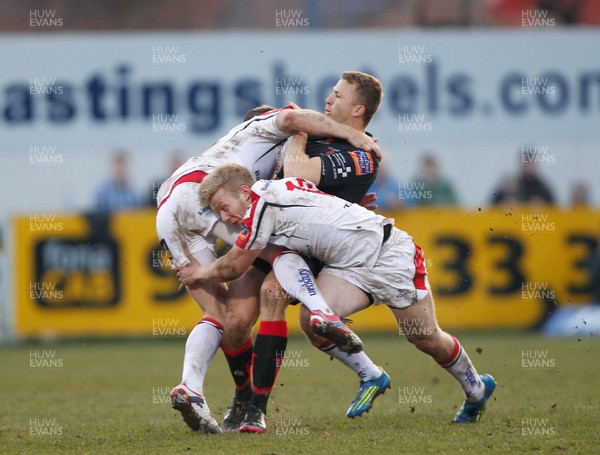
490;176;520;206
369;169;405;211
94;151;140;212
518;147;556;204
147;152;186;207
408;153;458;206
570;182;590;207
490;146;555;206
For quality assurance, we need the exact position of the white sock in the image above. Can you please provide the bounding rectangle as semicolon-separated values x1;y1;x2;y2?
272;251;334;315
438;335;484;402
181;318;223;395
318;340;381;381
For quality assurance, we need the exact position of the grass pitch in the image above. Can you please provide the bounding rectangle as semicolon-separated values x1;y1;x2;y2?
1;332;598;454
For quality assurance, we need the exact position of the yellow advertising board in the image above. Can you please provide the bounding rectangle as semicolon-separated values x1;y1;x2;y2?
14;208;600;339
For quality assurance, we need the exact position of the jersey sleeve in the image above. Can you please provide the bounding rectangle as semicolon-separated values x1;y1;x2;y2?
318;149;378;187
251;106;294;141
234;197;274;251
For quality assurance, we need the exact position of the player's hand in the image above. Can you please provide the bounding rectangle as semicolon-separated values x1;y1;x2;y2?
176;262;206;289
289;102;301;109
293;131;308;140
359;192;378;211
347;130;382;161
176;251;205;290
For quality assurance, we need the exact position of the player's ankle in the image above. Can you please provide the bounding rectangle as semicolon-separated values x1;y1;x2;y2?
235;386;252;402
250;393;269;414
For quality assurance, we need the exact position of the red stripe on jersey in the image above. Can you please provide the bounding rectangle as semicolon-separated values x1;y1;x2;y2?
157;170;207;210
235;191;262;249
259;104;294;117
413;244;428;291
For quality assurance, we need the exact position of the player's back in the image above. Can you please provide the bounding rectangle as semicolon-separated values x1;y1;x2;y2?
249;178;399;268
201;109;290;178
157;108;290;206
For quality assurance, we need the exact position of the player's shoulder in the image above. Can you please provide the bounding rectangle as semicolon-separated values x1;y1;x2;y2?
251;179;274;194
306;136;378;178
251;178;301;201
307;135;378;158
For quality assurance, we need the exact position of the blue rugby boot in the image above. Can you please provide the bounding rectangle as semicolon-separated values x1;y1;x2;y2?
346;367;391;418
453;374;496;423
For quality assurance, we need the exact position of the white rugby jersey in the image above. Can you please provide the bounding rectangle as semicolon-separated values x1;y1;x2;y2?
156;107;291;206
235;178;400;269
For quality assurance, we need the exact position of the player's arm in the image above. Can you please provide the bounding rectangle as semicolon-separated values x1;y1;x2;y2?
276;108;380;157
282;132;321;184
178;246;261;286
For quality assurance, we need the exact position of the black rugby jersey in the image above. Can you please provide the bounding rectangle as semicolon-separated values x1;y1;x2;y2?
281;134;379;204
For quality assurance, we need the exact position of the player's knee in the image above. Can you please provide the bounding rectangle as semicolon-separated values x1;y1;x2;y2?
405;326;443;354
224;310;254;346
223;324;251;350
196;301;226;323
260;278;288;319
226;309;252;331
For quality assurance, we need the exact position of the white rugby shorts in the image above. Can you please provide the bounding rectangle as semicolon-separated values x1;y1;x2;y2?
156;181;221;268
321;227;430;308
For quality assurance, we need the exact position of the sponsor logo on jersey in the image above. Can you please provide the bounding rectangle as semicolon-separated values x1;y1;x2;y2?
198;205;212;216
238;223;250;243
348;150;374;175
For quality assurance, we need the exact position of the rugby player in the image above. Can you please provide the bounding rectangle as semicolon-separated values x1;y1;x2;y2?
177;163;497;430
157;102;379;433
219;72;386;432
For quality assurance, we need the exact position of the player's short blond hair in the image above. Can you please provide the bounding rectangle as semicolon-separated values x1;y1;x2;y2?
341;71;382;126
199;163;256;206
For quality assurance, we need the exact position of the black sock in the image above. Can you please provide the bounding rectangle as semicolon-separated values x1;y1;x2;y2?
250;320;288;414
222;338;253;402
